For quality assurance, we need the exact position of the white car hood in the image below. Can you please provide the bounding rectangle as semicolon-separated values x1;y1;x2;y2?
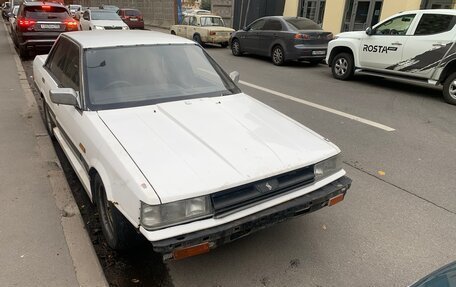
97;94;339;203
91;20;127;28
336;31;366;39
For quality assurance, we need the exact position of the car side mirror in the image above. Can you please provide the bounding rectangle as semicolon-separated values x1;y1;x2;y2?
230;71;240;84
50;88;81;108
366;27;373;35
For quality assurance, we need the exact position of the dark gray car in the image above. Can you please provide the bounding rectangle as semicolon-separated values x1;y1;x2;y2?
230;16;333;66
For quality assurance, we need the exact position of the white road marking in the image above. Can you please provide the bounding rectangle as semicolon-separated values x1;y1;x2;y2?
239;80;396;132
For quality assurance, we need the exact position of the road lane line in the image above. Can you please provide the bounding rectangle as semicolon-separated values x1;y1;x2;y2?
239;80;396;132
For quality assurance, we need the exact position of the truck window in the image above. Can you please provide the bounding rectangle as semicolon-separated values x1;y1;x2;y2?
414;14;456;36
374;14;416;35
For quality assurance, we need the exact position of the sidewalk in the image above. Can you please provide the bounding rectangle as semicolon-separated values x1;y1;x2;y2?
0;22;107;286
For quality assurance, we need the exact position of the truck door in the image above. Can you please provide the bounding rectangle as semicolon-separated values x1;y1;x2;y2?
400;13;456;79
359;14;416;71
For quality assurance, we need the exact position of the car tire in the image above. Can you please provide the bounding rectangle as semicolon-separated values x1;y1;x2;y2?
94;174;139;250
193;34;203;45
43;100;55;139
331;53;354;80
221;42;228;48
442;72;456;105
231;39;242;56
171;30;176;35
271;45;285;66
19;45;28;60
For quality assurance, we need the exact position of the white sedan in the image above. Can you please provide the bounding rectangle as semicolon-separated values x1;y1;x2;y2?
33;31;351;260
79;8;128;30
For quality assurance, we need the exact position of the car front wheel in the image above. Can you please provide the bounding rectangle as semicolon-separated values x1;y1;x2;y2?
94;174;139;250
443;72;456;105
231;39;242;56
331;53;354;80
193;34;203;45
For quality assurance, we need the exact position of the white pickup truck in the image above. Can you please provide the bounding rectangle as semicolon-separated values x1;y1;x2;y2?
33;30;351;261
327;9;456;105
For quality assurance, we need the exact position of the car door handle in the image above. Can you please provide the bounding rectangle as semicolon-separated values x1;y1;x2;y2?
391;42;402;46
41;77;45;84
433;43;445;47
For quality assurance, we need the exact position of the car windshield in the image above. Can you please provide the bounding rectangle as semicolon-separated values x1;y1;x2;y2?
201;17;224;26
91;10;121;20
285;18;322;30
25;6;69;20
84;44;240;110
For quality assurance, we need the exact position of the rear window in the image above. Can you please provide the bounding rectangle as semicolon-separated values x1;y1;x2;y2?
285;18;322;30
24;6;69;20
125;10;140;16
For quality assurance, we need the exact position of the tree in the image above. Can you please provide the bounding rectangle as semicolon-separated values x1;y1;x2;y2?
201;0;211;11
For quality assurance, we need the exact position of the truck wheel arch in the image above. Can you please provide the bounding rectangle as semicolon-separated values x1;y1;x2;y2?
438;60;456;84
329;46;355;67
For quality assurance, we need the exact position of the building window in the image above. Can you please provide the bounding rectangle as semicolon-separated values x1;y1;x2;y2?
300;0;326;25
342;0;383;32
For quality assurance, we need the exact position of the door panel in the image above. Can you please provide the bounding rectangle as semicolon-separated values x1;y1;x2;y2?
359;14;416;70
257;19;283;56
241;19;265;53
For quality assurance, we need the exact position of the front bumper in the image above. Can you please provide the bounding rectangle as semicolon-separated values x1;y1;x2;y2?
152;176;351;260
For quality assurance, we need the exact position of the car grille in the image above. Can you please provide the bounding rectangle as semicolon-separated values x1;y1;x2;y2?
104;26;123;30
211;165;315;217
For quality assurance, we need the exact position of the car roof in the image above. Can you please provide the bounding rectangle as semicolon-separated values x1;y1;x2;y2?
398;9;456;15
63;30;195;49
23;1;64;6
120;8;140;11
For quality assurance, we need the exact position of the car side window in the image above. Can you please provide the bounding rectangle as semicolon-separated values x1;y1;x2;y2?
374;14;416;35
46;38;69;85
190;16;197;26
60;42;80;92
263;19;283;31
249;19;265;31
414;14;456;35
83;10;89;20
181;16;189;25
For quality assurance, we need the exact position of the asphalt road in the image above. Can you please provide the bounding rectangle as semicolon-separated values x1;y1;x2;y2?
165;47;456;287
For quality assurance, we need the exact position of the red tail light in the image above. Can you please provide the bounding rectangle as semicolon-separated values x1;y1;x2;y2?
42;5;51;10
65;19;78;31
294;33;310;40
17;17;36;30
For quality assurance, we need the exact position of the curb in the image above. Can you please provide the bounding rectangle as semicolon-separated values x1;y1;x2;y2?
3;22;109;287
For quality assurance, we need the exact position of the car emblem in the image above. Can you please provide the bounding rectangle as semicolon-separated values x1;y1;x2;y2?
255;179;279;194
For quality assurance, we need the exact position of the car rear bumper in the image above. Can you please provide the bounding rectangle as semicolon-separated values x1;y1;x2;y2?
206;35;230;44
18;32;61;49
151;176;352;260
125;20;144;29
287;45;328;61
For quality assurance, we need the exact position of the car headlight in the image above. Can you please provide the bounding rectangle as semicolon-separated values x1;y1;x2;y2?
122;26;129;30
141;196;213;230
93;25;104;30
314;154;342;181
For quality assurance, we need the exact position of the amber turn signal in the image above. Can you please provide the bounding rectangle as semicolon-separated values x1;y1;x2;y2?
328;193;344;207
172;242;210;260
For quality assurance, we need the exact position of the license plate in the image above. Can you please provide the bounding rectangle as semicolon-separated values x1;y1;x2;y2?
40;24;60;29
312;50;326;55
130;18;138;21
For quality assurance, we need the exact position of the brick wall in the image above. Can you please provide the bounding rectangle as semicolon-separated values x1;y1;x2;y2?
78;0;176;28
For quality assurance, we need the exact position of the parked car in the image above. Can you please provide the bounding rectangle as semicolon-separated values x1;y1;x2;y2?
13;1;79;59
182;9;211;16
2;2;11;20
8;5;19;35
79;8;129;30
230;16;333;66
409;261;456;287
327;9;456;105
33;30;351;261
170;14;234;47
117;8;144;30
67;4;82;18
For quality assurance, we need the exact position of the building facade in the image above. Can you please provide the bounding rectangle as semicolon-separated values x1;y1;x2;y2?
283;0;456;34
